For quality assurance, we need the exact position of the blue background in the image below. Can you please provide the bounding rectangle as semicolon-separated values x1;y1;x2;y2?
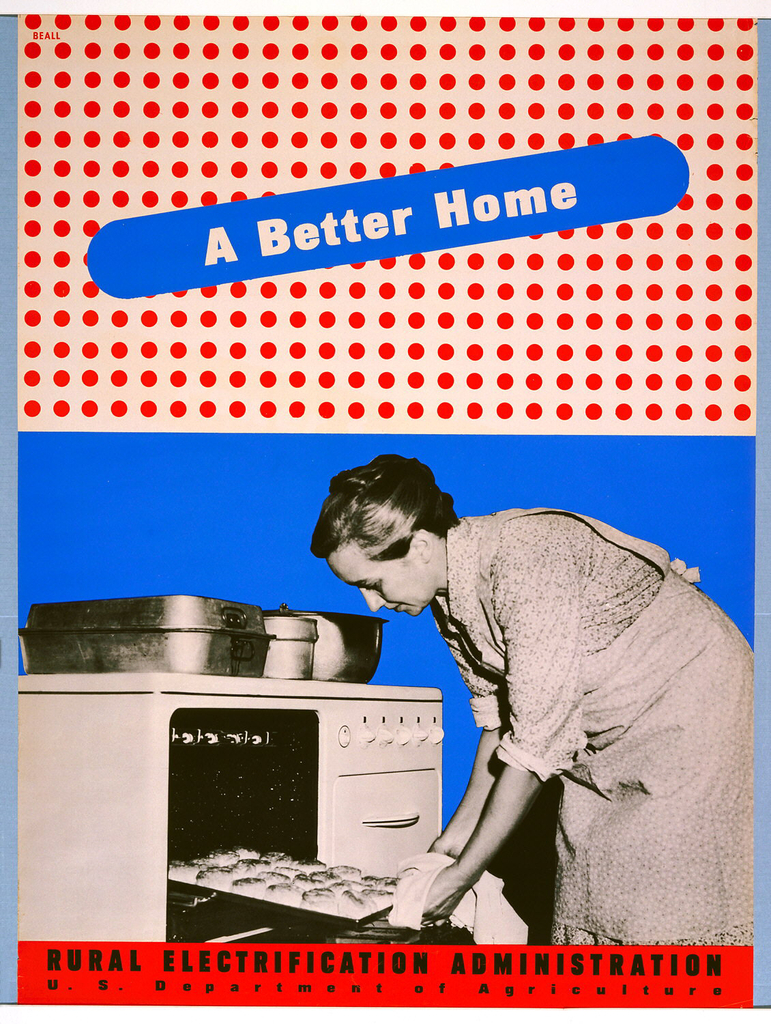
18;431;755;829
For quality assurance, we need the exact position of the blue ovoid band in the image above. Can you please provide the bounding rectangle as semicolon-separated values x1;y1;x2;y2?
88;135;689;300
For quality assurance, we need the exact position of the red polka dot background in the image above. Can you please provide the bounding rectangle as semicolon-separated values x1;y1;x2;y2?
19;16;756;434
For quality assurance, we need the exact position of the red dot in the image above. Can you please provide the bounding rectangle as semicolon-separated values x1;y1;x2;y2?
198;369;218;389
526;404;542;419
318;310;337;329
167;401;186;419
108;400;126;418
735;405;751;421
136;400;158;419
676;314;694;331
107;341;127;361
23;398;42;418
643;403;662;421
109;309;129;329
705;405;722;421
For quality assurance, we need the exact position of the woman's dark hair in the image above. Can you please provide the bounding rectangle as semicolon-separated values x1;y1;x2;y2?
311;454;459;561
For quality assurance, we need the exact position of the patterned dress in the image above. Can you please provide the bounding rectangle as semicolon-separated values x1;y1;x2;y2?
432;509;753;945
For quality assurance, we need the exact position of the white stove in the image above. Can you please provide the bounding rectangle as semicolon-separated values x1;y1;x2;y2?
18;672;443;941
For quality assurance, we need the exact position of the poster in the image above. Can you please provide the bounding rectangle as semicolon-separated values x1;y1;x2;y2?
6;9;767;1010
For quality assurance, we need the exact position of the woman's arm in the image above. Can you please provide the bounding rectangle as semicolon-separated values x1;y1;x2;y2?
422;761;543;923
429;727;504;857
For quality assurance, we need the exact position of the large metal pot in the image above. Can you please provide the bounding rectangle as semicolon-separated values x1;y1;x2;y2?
263;604;386;683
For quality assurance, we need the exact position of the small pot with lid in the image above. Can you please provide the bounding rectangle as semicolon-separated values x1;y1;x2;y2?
262;605;386;683
261;613;318;679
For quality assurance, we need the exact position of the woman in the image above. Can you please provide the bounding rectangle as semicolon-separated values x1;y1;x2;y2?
311;454;753;945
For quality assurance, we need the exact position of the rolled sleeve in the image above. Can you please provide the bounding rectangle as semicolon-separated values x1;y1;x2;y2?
496;733;563;782
469;693;502;731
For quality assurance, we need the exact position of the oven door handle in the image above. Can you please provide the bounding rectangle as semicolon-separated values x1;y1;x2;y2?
361;813;420;829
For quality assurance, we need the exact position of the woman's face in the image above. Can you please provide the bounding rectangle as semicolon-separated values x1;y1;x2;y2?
326;531;447;616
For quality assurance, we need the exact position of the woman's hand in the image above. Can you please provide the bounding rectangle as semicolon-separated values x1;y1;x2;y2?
423;765;544;928
421;863;472;925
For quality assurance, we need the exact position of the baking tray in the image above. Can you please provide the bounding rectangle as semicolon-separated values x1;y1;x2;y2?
23;595;267;632
167;879;391;943
20;595;273;676
333;920;475;945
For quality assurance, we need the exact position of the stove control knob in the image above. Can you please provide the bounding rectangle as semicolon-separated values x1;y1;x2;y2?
358;724;376;746
376;725;395;746
428;725;444;745
412;725;429;743
395;725;412;746
338;725;351;748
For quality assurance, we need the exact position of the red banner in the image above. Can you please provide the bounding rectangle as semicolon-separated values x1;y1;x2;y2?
18;942;753;1008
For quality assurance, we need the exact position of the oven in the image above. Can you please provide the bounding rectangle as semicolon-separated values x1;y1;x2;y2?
18;672;442;941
